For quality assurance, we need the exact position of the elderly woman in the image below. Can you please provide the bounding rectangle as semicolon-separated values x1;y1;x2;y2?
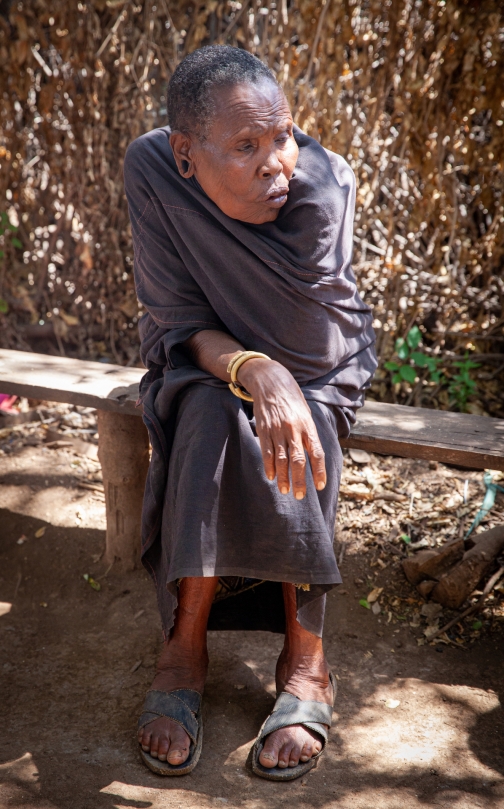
124;45;376;781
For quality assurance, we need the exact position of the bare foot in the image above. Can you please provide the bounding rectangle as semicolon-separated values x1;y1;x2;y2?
137;640;208;766
258;648;333;770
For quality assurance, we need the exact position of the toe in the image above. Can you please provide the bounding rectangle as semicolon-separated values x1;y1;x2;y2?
148;729;160;758
139;729;152;752
299;740;313;762
288;742;302;767
277;741;294;769
157;735;170;762
166;727;191;766
259;735;280;769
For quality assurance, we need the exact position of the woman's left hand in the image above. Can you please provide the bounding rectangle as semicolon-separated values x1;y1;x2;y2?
237;358;326;500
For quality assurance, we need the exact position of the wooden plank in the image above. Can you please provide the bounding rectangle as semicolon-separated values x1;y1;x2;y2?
341;401;504;471
1;348;502;470
0;348;143;415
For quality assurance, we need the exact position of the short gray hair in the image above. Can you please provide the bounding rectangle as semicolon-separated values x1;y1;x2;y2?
167;45;278;137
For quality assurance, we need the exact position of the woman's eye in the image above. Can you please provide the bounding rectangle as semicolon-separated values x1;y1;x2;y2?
238;143;254;152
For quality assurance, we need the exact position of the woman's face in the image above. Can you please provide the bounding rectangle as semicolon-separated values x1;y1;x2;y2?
170;80;299;224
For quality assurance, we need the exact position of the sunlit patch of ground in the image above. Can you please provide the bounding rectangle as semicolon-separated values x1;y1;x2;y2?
0;404;503;808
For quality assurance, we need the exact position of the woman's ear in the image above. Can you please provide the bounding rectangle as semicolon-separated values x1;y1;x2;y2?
170;131;196;178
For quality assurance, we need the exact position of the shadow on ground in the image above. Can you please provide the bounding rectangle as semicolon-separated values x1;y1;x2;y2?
0;506;502;809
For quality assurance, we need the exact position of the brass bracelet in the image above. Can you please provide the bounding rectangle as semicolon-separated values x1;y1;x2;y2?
226;351;271;402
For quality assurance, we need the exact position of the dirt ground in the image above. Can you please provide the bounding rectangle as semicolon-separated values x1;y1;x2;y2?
0;405;503;809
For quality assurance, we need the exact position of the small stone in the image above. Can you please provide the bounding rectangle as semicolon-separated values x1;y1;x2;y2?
349;448;371;464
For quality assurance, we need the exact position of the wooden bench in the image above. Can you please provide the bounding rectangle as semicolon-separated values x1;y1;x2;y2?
1;348;503;569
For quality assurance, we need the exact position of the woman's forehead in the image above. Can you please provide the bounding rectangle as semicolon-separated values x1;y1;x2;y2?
208;81;292;140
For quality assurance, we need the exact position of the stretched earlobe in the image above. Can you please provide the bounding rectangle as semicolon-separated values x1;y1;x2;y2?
170;131;195;178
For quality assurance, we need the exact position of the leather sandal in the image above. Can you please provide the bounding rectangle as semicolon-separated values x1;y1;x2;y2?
248;672;336;781
138;688;203;776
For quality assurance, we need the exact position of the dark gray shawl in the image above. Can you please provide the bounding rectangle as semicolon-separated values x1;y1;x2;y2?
124;124;377;559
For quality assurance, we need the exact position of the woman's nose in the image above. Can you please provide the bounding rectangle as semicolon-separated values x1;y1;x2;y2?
258;150;283;179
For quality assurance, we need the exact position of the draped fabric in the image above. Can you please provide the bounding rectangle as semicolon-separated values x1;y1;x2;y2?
124;125;377;636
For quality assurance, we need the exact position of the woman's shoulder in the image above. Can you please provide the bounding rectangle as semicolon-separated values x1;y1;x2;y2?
294;127;355;202
322;148;355;191
293;126;355;192
124;126;174;178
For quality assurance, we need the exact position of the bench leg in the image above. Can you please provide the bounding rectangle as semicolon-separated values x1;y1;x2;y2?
97;410;149;570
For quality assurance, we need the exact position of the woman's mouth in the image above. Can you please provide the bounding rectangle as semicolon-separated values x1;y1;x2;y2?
264;187;289;208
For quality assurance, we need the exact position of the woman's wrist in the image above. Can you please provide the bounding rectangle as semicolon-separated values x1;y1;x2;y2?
237;358;294;399
236;357;276;392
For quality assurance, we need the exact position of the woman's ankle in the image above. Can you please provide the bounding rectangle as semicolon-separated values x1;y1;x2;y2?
157;636;209;671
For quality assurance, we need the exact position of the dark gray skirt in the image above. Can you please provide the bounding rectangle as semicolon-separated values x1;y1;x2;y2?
144;382;343;638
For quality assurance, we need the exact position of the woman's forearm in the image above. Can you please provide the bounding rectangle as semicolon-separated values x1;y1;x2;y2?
184;329;326;499
184;329;244;382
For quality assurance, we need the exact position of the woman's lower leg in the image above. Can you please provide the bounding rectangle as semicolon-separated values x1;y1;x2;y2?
154;575;218;681
138;576;218;764
258;583;333;769
276;583;330;696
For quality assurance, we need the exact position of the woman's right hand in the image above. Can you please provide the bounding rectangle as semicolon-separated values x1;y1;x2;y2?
237;358;326;500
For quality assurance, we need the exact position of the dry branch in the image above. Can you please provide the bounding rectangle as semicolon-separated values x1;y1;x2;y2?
0;0;502;416
402;539;465;586
428;565;504;642
431;525;504;609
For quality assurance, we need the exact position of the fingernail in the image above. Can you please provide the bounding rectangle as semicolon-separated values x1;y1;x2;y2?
267;474;274;481
316;481;326;490
281;486;289;494
295;491;304;500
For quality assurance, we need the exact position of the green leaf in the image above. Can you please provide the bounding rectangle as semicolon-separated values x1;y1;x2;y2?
359;599;370;609
7;222;18;232
392;372;402;385
410;351;428;367
11;237;22;249
83;573;101;591
0;250;4;260
400;534;411;544
472;620;482;630
395;337;409;360
384;361;400;371
430;371;442;383
88;577;101;591
399;365;417;383
407;326;422;349
0;297;8;314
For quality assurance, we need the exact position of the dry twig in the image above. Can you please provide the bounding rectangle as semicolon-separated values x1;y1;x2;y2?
428;565;504;642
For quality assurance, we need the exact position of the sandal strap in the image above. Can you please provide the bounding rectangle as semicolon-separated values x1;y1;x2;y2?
138;689;201;744
258;681;334;746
